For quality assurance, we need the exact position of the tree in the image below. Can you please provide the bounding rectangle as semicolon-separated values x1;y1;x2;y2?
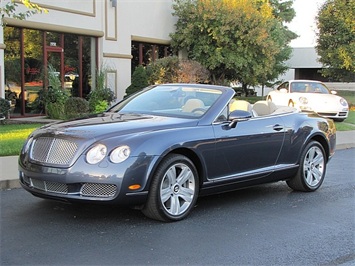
316;0;355;82
170;0;296;94
145;56;210;85
1;0;47;25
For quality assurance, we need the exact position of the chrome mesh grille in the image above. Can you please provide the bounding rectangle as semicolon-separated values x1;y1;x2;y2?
21;175;117;199
31;137;78;165
81;183;117;198
30;178;68;194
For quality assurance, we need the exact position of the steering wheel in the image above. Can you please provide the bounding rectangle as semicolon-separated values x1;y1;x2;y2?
191;108;206;114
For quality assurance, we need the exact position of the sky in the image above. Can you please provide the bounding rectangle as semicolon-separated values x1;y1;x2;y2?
287;0;327;47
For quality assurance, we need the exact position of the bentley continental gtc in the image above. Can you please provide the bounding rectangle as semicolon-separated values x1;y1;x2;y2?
19;84;336;221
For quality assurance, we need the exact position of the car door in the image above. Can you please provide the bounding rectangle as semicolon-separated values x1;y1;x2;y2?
209;115;285;180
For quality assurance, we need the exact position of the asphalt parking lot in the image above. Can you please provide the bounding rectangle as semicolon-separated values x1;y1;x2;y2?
1;148;354;265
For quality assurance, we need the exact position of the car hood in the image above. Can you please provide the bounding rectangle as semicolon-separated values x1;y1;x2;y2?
34;113;198;140
295;93;346;106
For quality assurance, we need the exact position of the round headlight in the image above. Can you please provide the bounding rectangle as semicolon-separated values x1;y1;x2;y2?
340;98;348;107
299;97;308;104
86;144;107;164
110;145;131;163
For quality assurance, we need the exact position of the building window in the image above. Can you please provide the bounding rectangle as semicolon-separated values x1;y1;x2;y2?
131;41;173;72
4;26;97;117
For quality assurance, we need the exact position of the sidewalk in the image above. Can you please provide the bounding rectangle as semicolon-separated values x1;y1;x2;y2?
1;131;354;190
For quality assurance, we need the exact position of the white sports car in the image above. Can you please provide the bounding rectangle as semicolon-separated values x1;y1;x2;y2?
267;80;349;121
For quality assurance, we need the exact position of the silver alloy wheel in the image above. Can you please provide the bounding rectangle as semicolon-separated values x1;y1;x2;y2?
160;162;196;216
303;146;325;187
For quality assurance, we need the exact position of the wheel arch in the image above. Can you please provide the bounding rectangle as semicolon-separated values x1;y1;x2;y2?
167;148;205;188
147;147;205;190
308;134;330;162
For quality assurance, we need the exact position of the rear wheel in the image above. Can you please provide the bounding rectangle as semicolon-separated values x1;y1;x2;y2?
287;141;326;192
142;154;199;222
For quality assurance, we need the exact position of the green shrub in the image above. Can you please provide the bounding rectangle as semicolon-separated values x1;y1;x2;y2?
146;56;180;84
43;65;70;119
0;98;11;119
64;97;90;119
145;56;210;85
46;102;65;120
125;65;149;97
46;86;69;105
88;67;115;113
92;100;109;113
88;87;114;112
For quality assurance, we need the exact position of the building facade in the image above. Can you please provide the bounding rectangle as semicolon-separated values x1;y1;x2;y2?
0;0;176;116
279;47;355;91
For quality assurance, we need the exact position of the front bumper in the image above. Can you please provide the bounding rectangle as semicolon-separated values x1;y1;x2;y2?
19;154;158;205
316;111;348;120
299;106;348;120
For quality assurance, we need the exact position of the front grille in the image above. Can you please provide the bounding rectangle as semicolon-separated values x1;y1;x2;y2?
81;183;117;198
21;175;117;199
318;112;337;117
29;178;68;194
31;137;78;165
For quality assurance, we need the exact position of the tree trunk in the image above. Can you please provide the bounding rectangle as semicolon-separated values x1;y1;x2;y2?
242;83;248;96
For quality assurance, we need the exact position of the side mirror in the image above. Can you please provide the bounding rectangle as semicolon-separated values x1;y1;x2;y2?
331;90;337;95
228;110;252;128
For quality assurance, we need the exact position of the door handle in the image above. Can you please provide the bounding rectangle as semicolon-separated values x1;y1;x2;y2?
273;124;283;131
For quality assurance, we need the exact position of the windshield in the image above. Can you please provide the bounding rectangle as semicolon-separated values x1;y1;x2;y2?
290;82;331;94
108;85;223;118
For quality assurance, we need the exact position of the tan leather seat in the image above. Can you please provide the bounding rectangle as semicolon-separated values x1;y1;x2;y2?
252;101;277;116
229;100;252;113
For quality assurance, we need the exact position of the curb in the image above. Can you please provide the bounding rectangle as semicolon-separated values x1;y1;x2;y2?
0;179;21;190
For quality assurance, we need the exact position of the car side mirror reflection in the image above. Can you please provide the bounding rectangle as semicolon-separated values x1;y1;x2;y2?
228;110;252;128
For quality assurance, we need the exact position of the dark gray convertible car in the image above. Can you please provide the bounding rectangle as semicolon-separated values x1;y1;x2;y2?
19;84;336;221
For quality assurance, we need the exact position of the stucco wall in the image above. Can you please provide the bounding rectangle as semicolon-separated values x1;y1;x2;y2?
0;0;176;100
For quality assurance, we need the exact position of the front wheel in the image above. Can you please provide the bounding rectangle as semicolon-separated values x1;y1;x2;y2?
142;154;199;222
287;141;326;192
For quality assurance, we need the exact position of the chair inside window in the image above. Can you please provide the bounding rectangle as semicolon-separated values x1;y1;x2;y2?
252;101;277;116
229;100;252;113
182;99;205;112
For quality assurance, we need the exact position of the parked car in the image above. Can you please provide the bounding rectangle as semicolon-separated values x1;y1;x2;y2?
267;80;349;121
19;84;336;221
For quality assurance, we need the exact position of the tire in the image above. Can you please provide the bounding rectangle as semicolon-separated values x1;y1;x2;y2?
287;141;326;192
142;154;199;222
